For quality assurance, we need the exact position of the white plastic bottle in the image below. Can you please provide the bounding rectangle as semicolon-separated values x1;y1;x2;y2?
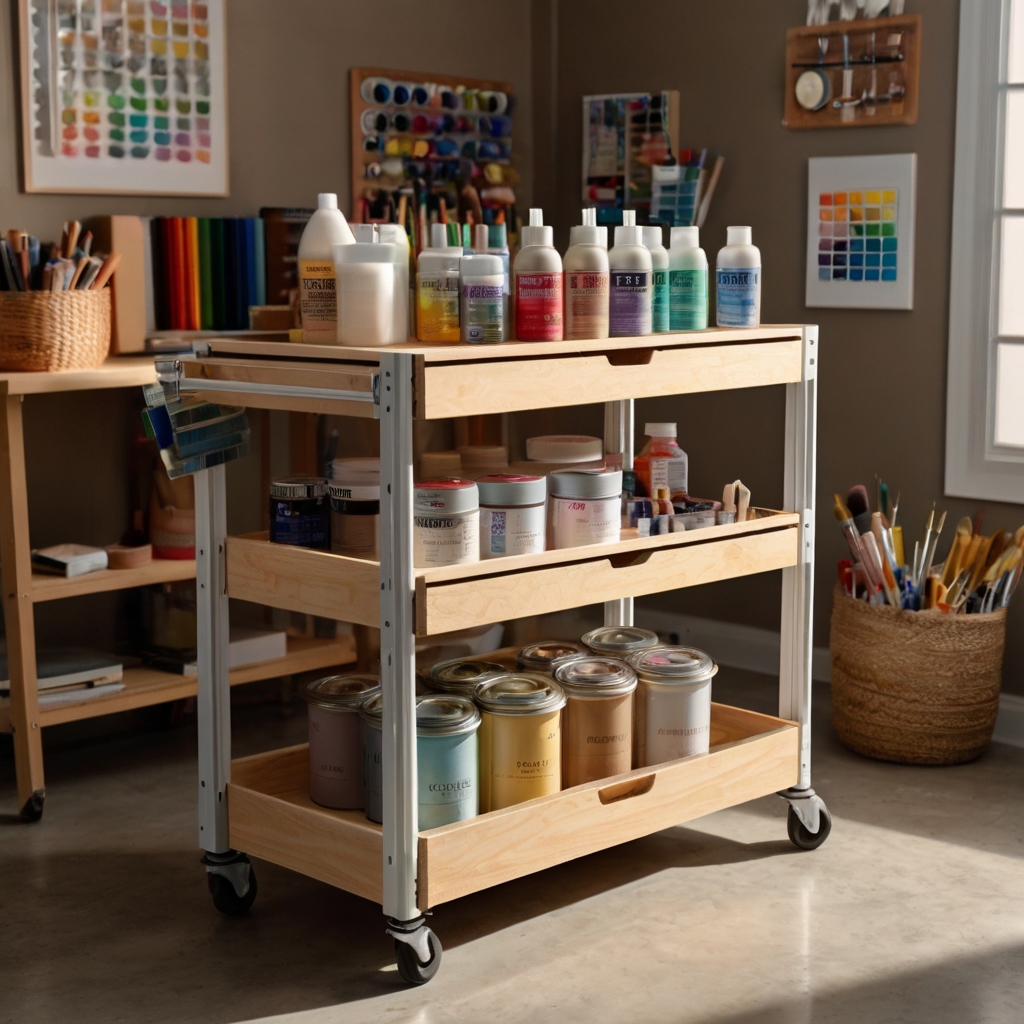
333;239;394;347
563;208;609;340
298;193;355;343
378;224;411;343
460;253;507;343
514;208;563;341
716;226;761;328
641;225;670;333
608;210;652;337
669;226;708;331
488;222;511;295
417;223;462;342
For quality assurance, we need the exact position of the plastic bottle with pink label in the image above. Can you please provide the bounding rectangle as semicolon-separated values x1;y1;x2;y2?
513;208;563;340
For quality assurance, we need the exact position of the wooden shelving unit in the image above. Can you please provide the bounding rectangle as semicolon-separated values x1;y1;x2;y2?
2;359;356;820
173;325;828;984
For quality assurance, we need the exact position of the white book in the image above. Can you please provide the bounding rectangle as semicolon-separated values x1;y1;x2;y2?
180;628;287;676
31;543;108;578
37;682;126;707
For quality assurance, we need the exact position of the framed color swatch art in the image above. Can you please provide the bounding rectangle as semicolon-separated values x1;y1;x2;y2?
18;0;228;196
805;153;916;310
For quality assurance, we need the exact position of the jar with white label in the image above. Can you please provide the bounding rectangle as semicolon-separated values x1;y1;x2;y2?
327;479;380;560
548;468;622;549
414;479;480;567
476;473;546;559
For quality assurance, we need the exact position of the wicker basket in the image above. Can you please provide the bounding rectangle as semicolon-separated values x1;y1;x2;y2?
0;290;111;371
830;585;1006;765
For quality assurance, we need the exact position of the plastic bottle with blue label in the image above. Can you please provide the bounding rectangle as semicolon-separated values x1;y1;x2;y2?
716;226;761;327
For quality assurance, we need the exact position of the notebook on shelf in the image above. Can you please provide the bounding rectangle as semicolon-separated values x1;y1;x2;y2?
31;544;108;578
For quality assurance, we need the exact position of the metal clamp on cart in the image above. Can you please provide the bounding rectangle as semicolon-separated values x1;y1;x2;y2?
168;326;829;985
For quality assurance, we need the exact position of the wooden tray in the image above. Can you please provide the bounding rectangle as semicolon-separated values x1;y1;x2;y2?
227;702;799;909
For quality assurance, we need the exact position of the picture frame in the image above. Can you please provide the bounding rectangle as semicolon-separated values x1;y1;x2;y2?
18;0;229;196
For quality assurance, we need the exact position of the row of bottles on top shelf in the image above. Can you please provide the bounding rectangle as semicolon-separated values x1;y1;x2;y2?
298;195;762;347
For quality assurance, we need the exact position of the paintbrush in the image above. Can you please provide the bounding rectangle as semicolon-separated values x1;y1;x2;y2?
941;516;973;586
862;531;900;606
834;494;884;599
921;508;946;582
872;511;900;575
846;484;872;535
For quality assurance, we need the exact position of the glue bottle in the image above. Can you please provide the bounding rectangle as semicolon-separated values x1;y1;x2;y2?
298;193;355;343
513;208;563;341
563;208;609;340
716;226;761;327
641;225;670;333
669;226;708;330
416;223;462;342
608;210;652;337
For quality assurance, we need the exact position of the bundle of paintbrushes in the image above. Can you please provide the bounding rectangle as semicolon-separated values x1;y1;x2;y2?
833;479;1024;613
0;221;121;293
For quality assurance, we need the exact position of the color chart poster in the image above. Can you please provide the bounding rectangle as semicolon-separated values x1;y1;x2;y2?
19;0;228;195
805;153;916;310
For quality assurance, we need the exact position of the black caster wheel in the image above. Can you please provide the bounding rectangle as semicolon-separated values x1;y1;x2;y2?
20;790;44;823
395;928;442;985
208;864;257;915
787;803;832;851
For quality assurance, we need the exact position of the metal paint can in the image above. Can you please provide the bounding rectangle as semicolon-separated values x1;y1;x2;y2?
582;625;660;657
361;693;386;823
629;645;718;767
426;658;509;698
515;639;589;674
416;695;481;829
302;673;380;809
474;673;567;811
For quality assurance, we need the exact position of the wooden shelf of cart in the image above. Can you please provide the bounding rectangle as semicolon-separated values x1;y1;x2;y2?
228;703;798;908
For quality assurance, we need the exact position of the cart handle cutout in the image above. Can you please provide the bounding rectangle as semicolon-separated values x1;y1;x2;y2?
598;773;656;805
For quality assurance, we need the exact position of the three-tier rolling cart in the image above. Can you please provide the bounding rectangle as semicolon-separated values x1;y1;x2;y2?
163;324;830;985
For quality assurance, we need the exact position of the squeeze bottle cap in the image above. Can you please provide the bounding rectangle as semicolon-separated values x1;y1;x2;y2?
644;422;677;437
430;223;448;249
521;207;553;247
569;208;605;248
474;224;490;252
614;210;642;247
460;253;504;277
488;223;508;250
671;226;700;248
641;226;665;249
317;193;338;210
378;224;409;249
727;226;753;246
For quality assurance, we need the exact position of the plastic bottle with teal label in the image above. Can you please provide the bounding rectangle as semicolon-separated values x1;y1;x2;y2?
669;225;708;331
716;226;761;328
642;226;670;333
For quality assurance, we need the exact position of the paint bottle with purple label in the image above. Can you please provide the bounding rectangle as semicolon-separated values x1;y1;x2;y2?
608;211;652;337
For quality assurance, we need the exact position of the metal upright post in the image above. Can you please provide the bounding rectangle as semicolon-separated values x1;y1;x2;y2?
778;327;829;839
603;399;634;628
379;352;437;972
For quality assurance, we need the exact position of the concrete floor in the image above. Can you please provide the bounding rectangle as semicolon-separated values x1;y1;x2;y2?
2;670;1024;1024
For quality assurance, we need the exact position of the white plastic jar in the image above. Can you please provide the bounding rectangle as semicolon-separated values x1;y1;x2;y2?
414;479;480;567
548;468;623;549
476;473;546;559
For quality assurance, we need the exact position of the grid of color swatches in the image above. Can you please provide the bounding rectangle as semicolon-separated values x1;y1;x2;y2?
818;189;898;282
54;0;212;163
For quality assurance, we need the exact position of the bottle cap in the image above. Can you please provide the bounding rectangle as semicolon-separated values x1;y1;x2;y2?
351;224;378;243
727;226;753;246
333;241;393;264
641;226;665;250
430;223;448;249
671;226;700;249
474;673;567;716
521;207;553;247
488;223;508;251
303;673;380;712
655;486;671;500
569;208;606;248
547;468;622;500
414;478;479;514
644;422;677;437
378;224;409;249
317;193;338;210
460;253;504;278
474;223;490;252
614;210;642;247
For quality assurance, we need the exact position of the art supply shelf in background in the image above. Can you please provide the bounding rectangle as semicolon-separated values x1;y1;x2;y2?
176;323;828;985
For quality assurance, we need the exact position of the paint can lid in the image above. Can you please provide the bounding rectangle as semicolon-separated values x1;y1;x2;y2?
553;655;638;698
304;673;380;712
582;626;660;654
415;694;481;735
327;480;380;502
515;639;590;673
629;644;719;684
476;473;546;506
671;226;700;249
414;479;479;514
547;468;622;500
270;476;327;500
474;673;567;715
527;435;603;464
428;659;509;698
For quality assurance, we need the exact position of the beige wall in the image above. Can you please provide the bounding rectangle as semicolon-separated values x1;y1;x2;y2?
547;0;1024;691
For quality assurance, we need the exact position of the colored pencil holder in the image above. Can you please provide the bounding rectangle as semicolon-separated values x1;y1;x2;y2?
0;290;111;372
829;585;1006;765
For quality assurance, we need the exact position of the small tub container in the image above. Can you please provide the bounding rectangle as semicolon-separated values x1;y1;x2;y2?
414;479;480;567
582;625;660;657
427;658;509;698
553;656;637;787
548;468;622;549
515;639;590;674
475;673;567;811
328;478;380;559
269;476;329;549
416;695;482;828
630;645;719;767
303;673;380;809
476;473;547;558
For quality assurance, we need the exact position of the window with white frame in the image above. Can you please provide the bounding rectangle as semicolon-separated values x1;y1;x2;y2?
946;0;1024;503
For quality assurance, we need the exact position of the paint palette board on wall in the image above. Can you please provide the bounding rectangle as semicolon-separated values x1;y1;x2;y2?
805;153;916;310
18;0;228;195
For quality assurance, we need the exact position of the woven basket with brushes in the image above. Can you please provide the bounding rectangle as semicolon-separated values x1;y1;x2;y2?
830;585;1006;764
0;290;111;372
